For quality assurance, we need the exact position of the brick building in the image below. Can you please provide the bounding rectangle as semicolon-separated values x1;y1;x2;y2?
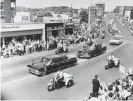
0;0;16;23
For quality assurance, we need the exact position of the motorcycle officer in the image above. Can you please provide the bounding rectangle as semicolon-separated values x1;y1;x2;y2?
63;40;68;52
57;40;63;49
107;53;115;67
54;70;64;89
108;53;115;62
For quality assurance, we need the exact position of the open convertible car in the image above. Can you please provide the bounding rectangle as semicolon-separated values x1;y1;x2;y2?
77;43;107;59
109;35;123;45
27;55;77;76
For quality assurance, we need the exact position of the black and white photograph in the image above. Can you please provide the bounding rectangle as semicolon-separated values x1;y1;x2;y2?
1;0;133;100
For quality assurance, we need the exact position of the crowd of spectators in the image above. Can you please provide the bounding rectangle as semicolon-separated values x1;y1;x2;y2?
0;30;86;59
84;68;133;101
0;37;45;58
80;22;105;39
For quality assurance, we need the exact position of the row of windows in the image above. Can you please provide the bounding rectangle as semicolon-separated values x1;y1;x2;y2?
0;1;16;10
0;2;4;10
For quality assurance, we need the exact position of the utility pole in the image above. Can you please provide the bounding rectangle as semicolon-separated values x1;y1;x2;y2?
71;4;73;16
88;7;91;39
54;0;55;7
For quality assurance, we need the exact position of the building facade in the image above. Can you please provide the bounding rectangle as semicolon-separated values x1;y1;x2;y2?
0;22;64;48
0;0;16;23
14;12;33;23
95;2;105;19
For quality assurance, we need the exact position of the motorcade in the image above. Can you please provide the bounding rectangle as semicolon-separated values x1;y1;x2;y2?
27;55;77;76
110;35;123;45
105;56;120;70
77;43;107;59
47;73;74;91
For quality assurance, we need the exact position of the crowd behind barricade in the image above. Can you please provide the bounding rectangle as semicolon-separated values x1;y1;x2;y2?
84;68;133;101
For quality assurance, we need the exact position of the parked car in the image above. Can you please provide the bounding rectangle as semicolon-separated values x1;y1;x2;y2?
110;35;123;45
27;55;77;76
77;43;107;59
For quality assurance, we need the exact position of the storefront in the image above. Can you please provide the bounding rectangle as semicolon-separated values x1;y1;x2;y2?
74;23;80;32
0;23;45;46
0;22;64;47
65;22;74;35
45;22;64;40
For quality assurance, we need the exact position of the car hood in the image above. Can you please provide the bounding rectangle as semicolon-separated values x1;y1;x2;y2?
31;62;48;70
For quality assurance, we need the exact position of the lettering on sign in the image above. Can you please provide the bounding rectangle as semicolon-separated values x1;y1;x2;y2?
1;25;19;29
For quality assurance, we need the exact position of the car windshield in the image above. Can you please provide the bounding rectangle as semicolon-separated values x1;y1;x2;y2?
90;44;95;50
114;37;120;40
41;57;50;62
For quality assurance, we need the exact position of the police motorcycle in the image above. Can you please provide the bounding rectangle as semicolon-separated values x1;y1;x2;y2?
55;46;68;54
47;72;74;92
105;55;120;70
55;39;69;54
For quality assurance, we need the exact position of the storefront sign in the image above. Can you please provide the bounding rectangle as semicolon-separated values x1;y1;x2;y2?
1;25;19;29
0;23;45;32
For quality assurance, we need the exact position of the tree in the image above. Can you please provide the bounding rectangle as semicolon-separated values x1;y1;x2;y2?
79;10;88;23
130;8;133;20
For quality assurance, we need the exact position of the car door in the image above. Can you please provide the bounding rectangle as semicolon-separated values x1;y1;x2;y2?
57;57;68;69
50;58;60;71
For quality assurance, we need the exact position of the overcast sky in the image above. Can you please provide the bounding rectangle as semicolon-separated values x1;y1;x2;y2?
16;0;133;11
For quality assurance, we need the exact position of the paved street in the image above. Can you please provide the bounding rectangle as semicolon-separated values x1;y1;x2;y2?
1;15;133;100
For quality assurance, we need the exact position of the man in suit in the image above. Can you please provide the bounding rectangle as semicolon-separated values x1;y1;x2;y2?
92;75;100;97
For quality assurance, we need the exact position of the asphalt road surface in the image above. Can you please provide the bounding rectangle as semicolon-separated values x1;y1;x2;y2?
1;14;133;100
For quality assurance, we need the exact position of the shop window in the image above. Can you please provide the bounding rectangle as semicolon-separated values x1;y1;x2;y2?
11;1;16;10
0;16;5;22
22;16;28;20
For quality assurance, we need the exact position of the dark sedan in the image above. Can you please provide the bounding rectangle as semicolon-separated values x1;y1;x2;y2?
27;55;77;76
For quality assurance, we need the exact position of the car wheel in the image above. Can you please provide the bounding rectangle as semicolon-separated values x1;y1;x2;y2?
116;61;120;67
105;65;109;70
67;80;74;88
42;69;47;76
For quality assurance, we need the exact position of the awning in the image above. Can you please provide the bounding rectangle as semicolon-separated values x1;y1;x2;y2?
1;29;43;37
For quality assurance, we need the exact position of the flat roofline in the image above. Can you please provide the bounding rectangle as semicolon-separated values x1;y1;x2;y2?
1;22;64;25
95;3;105;4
